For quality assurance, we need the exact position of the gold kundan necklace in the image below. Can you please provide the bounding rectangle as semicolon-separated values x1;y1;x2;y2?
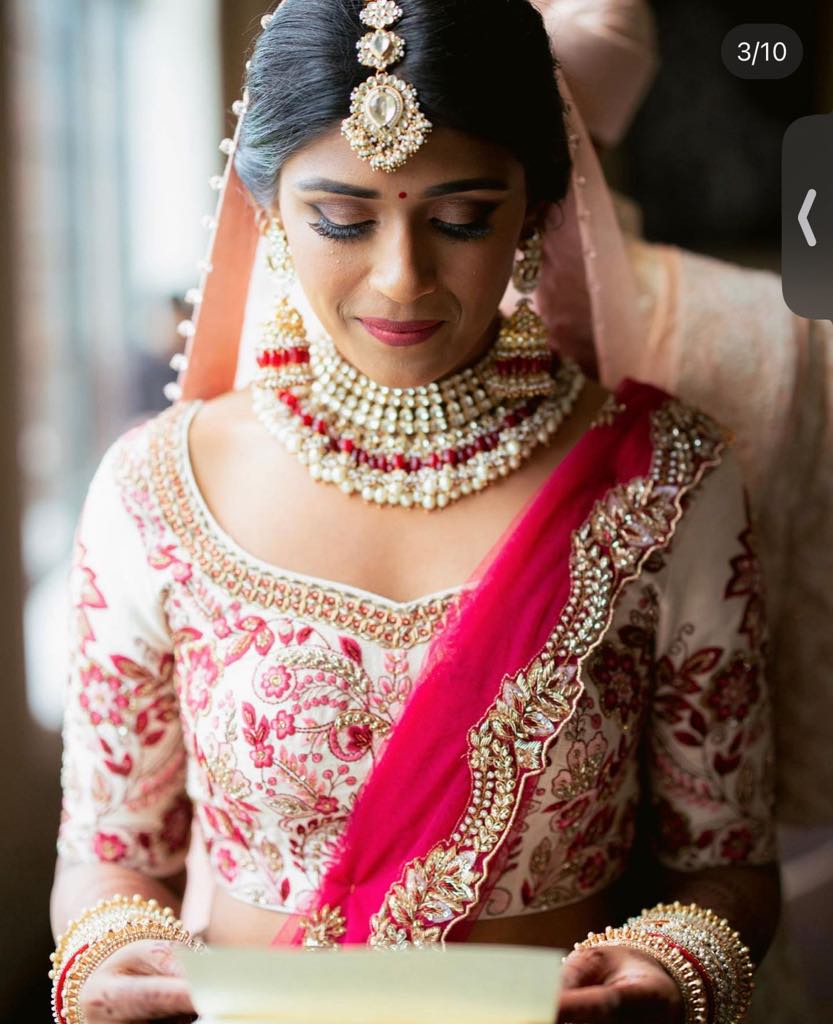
252;316;585;512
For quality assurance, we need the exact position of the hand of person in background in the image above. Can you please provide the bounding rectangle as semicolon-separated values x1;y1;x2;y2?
557;944;685;1024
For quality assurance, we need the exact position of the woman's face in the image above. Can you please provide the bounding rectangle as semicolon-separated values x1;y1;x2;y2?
276;126;535;389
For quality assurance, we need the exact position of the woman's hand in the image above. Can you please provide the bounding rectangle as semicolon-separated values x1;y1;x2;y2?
556;945;685;1024
75;939;197;1023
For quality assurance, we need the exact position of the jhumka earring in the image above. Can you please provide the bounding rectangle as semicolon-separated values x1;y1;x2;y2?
485;230;557;401
255;218;314;391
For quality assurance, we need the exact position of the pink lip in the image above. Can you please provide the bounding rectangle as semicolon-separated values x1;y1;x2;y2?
359;318;445;347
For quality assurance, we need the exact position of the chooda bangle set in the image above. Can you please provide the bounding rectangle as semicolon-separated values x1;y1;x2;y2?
574;901;755;1024
49;894;201;1024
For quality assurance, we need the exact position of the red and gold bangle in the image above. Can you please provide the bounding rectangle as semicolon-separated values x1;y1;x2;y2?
646;930;715;1023
51;943;88;1024
574;900;755;1024
49;894;199;1024
627;901;755;1024
574;925;709;1024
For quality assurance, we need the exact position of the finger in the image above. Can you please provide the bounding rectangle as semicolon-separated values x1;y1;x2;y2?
557;984;623;1023
83;975;195;1022
558;978;681;1024
132;1016;198;1024
106;940;188;979
560;948;611;990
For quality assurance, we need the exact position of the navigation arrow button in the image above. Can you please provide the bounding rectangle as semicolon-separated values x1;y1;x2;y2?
798;188;817;247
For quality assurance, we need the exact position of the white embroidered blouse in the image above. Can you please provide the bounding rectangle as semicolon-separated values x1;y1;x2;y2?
57;397;776;919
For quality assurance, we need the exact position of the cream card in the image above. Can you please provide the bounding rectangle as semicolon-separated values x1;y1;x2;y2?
177;944;564;1024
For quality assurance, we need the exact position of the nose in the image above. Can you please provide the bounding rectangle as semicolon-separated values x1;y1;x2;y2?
368;223;437;306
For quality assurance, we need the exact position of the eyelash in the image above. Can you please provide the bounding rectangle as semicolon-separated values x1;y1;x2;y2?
308;214;494;243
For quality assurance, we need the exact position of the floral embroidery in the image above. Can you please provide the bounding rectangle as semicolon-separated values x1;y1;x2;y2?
301;905;347;948
93;831;128;862
705;653;761;723
177;640;220;718
586;612;655;733
646;501;775;869
161;796;192;854
591;395;626;429
725;497;766;649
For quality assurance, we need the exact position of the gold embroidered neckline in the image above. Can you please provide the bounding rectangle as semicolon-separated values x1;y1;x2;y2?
148;401;464;649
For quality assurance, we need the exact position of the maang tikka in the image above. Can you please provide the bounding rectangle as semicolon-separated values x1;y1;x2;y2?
341;1;432;172
255;218;314;390
485;230;558;401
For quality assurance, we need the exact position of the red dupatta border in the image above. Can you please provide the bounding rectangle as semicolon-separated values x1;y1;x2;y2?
291;383;727;948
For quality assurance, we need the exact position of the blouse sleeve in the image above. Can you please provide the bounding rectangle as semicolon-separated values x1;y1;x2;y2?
57;434;191;877
647;448;777;870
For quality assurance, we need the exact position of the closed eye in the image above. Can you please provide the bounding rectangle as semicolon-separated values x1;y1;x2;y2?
308;214;494;242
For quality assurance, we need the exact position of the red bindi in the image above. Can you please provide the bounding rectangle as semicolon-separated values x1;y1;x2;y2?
398;191;408;199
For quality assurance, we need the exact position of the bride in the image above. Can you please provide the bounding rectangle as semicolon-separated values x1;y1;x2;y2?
50;1;777;1022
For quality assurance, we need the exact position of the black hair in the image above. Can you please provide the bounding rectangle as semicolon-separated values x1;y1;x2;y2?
235;0;571;209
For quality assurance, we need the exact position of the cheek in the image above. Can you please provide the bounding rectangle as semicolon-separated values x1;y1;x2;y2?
443;241;516;310
287;230;363;318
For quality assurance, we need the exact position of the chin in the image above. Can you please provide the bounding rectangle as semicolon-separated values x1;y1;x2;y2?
343;340;459;389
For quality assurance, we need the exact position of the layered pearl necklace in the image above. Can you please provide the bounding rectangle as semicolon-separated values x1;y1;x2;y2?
252;333;585;511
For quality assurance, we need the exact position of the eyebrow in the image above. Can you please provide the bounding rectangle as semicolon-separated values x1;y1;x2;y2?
295;176;510;199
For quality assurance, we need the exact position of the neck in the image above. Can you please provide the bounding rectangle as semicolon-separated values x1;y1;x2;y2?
438;314;502;382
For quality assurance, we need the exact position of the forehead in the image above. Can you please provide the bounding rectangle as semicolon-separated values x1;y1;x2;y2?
280;125;526;197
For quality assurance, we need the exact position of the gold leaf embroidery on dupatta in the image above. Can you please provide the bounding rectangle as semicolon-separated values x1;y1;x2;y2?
366;400;727;947
590;395;626;429
300;904;347;948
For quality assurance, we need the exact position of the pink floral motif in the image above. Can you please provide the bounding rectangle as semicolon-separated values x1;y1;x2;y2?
257;663;294;703
339;636;363;664
720;827;754;862
78;662;130;728
588;644;642;724
250;743;275;769
93;831;128;863
216;847;238;883
225;616;275;666
705;654;760;723
578;851;607;890
180;642;220;717
555;796;590;831
725;500;766;649
344;724;373;757
161;797;192;853
241;702;276;768
273;710;296;740
148;543;193;583
72;542;106;656
314;795;339;815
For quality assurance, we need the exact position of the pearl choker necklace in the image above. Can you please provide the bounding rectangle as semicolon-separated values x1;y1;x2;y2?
252;334;585;511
